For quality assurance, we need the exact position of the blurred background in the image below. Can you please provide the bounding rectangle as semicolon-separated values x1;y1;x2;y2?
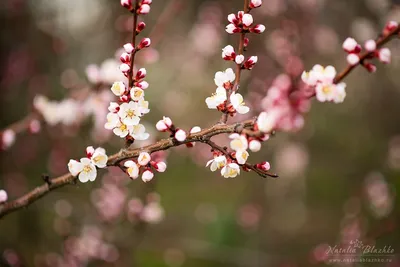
1;0;400;266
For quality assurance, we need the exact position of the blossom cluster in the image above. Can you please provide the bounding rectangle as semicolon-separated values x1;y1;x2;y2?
68;146;108;183
124;151;167;182
105;2;153;143
205;68;250;115
206;133;270;178
302;65;346;103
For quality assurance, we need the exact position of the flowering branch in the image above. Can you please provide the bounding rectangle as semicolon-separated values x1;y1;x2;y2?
0;1;398;222
0;119;256;219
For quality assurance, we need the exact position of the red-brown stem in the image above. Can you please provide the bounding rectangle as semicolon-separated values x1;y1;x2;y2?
220;0;250;124
128;0;140;88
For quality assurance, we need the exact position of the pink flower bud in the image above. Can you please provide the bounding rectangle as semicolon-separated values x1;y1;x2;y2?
235;55;245;64
136;68;147;80
142;169;154;182
138;4;150;14
346;53;360;66
174;129;187;142
156;117;172;131
123;43;135;54
155;162;167;172
242;14;253;27
364;40;376;52
226;24;240;34
108;102;120;113
120;52;130;63
244;38;249;47
0;190;7;203
142;0;152;4
378;48;391;64
29;119;41;134
222;45;236;60
243;56;258;70
121;0;133;11
190;126;201;134
119;63;131;73
227;14;237;24
120;95;129;102
250;0;262;8
363;62;377;73
385;21;399;32
86;146;95;158
138;38;151;49
250;24;265;34
257;161;270;171
137;22;146;33
136;80;149;89
342;37;358;53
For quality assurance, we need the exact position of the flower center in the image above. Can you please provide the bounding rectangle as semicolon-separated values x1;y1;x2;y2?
322;85;332;94
83;164;92;173
127;109;135;118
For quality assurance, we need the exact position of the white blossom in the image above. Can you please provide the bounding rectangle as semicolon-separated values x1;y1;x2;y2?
230;93;250;114
124;160;139;179
111;82;126;96
138;152;151;166
229;133;248;152
118;102;140;126
206;155;227;171
235;150;249;164
175;129;187;142
130;124;150;140
206;87;227;109
142;170;154;182
221;163;240;178
249;140;261;152
214;68;235;87
91;147;108;168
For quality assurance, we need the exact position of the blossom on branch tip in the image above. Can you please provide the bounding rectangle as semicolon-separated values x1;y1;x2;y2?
124;160;139;179
256;161;271;171
174;129;187;142
138;152;151;166
230;93;250;114
156;116;172;131
221;163;240;178
315;82;347;103
0;189;7;203
142;169;154;182
206;155;227;171
250;0;262;8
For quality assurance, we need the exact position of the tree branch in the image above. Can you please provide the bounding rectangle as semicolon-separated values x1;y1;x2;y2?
0;119;255;219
